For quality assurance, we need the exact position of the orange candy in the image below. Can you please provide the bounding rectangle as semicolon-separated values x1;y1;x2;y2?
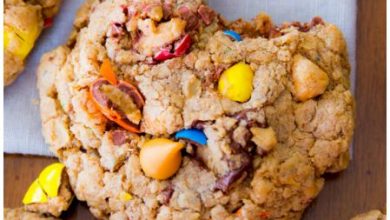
90;59;145;133
140;138;185;180
100;59;118;85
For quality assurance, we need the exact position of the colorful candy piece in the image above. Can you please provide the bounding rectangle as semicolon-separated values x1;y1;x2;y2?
223;30;242;41
218;62;254;102
90;59;145;133
38;163;65;197
4;24;39;59
100;59;118;85
22;163;66;205
22;180;48;205
119;192;133;202
4;26;11;50
175;128;207;145
154;34;192;61
140;138;185;180
154;49;176;61
173;34;192;56
90;79;145;133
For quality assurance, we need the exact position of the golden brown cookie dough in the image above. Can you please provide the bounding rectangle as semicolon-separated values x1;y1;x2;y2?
37;0;354;219
4;208;59;220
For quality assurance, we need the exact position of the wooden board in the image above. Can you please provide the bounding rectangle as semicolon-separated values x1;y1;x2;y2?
4;0;386;219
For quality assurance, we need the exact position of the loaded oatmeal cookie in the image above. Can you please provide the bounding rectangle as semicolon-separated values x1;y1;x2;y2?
37;0;354;219
4;0;61;86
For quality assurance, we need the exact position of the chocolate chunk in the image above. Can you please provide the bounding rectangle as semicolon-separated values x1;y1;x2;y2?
111;129;127;145
90;79;112;108
117;81;145;109
212;66;224;83
197;5;215;25
256;145;266;157
105;120;118;131
160;185;174;205
162;3;173;20
214;166;248;193
183;143;209;169
269;26;282;38
121;5;129;16
233;108;256;121
91;79;144;113
111;22;125;38
310;16;324;27
269;16;325;38
233;108;267;128
178;6;199;31
232;125;252;146
191;120;208;130
229;141;243;154
214;155;251;193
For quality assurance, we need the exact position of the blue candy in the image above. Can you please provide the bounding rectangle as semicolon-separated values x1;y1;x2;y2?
223;30;242;41
175;129;207;145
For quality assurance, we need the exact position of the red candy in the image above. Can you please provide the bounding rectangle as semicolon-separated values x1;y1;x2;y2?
153;34;192;62
43;17;53;28
154;49;176;61
174;34;191;56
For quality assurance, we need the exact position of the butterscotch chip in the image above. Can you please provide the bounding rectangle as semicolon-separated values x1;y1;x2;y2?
292;54;329;101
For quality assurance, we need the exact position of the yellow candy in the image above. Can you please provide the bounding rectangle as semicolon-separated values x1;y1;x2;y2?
140;138;185;180
4;23;40;59
119;192;133;202
22;180;48;205
4;27;11;49
218;62;254;102
38;163;65;198
22;163;65;205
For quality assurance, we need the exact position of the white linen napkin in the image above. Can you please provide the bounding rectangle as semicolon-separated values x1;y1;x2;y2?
4;0;356;156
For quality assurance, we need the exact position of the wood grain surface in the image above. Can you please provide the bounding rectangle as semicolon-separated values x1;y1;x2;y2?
4;0;386;219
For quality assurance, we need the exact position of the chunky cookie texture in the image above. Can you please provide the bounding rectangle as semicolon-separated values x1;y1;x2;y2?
37;0;354;219
4;208;59;220
4;0;61;86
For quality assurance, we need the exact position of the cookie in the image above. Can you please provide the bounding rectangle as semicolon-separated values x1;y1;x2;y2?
4;0;61;86
5;163;73;218
37;0;354;219
4;208;59;220
351;210;386;220
23;165;73;217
